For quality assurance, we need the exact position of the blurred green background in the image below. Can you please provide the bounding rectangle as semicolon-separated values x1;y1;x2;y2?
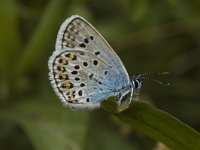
0;0;200;149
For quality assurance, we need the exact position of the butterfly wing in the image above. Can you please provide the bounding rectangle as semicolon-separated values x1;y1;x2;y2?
49;15;131;109
49;50;126;109
56;15;129;81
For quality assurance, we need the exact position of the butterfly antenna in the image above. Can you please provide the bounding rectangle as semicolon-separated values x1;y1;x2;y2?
137;72;170;78
137;72;170;85
141;77;170;85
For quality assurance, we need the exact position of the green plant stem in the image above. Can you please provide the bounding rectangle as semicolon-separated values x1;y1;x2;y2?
101;100;200;150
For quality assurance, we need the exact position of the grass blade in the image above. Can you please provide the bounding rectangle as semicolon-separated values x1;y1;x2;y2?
101;100;200;150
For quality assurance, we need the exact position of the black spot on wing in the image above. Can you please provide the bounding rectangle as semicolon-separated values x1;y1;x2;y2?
79;43;86;48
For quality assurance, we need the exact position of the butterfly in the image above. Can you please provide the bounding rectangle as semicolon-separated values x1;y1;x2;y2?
48;15;165;111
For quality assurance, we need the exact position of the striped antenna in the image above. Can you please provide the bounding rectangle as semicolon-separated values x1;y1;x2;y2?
136;72;170;85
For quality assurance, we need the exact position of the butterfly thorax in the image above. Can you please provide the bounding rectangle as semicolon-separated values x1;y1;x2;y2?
117;77;143;108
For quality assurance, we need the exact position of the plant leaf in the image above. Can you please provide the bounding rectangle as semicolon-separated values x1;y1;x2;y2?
101;100;200;150
0;96;90;150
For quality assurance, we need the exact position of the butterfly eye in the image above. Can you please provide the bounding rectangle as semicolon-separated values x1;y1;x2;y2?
134;80;139;88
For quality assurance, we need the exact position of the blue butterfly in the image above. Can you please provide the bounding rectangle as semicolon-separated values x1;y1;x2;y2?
48;15;168;111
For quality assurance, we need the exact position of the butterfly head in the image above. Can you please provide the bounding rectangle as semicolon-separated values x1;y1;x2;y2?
131;72;170;91
131;76;143;92
130;72;170;98
117;72;170;111
117;76;143;112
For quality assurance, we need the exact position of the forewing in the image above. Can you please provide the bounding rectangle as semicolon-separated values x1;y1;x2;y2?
56;15;129;82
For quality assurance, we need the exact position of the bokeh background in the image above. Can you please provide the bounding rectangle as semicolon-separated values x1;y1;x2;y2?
0;0;200;149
